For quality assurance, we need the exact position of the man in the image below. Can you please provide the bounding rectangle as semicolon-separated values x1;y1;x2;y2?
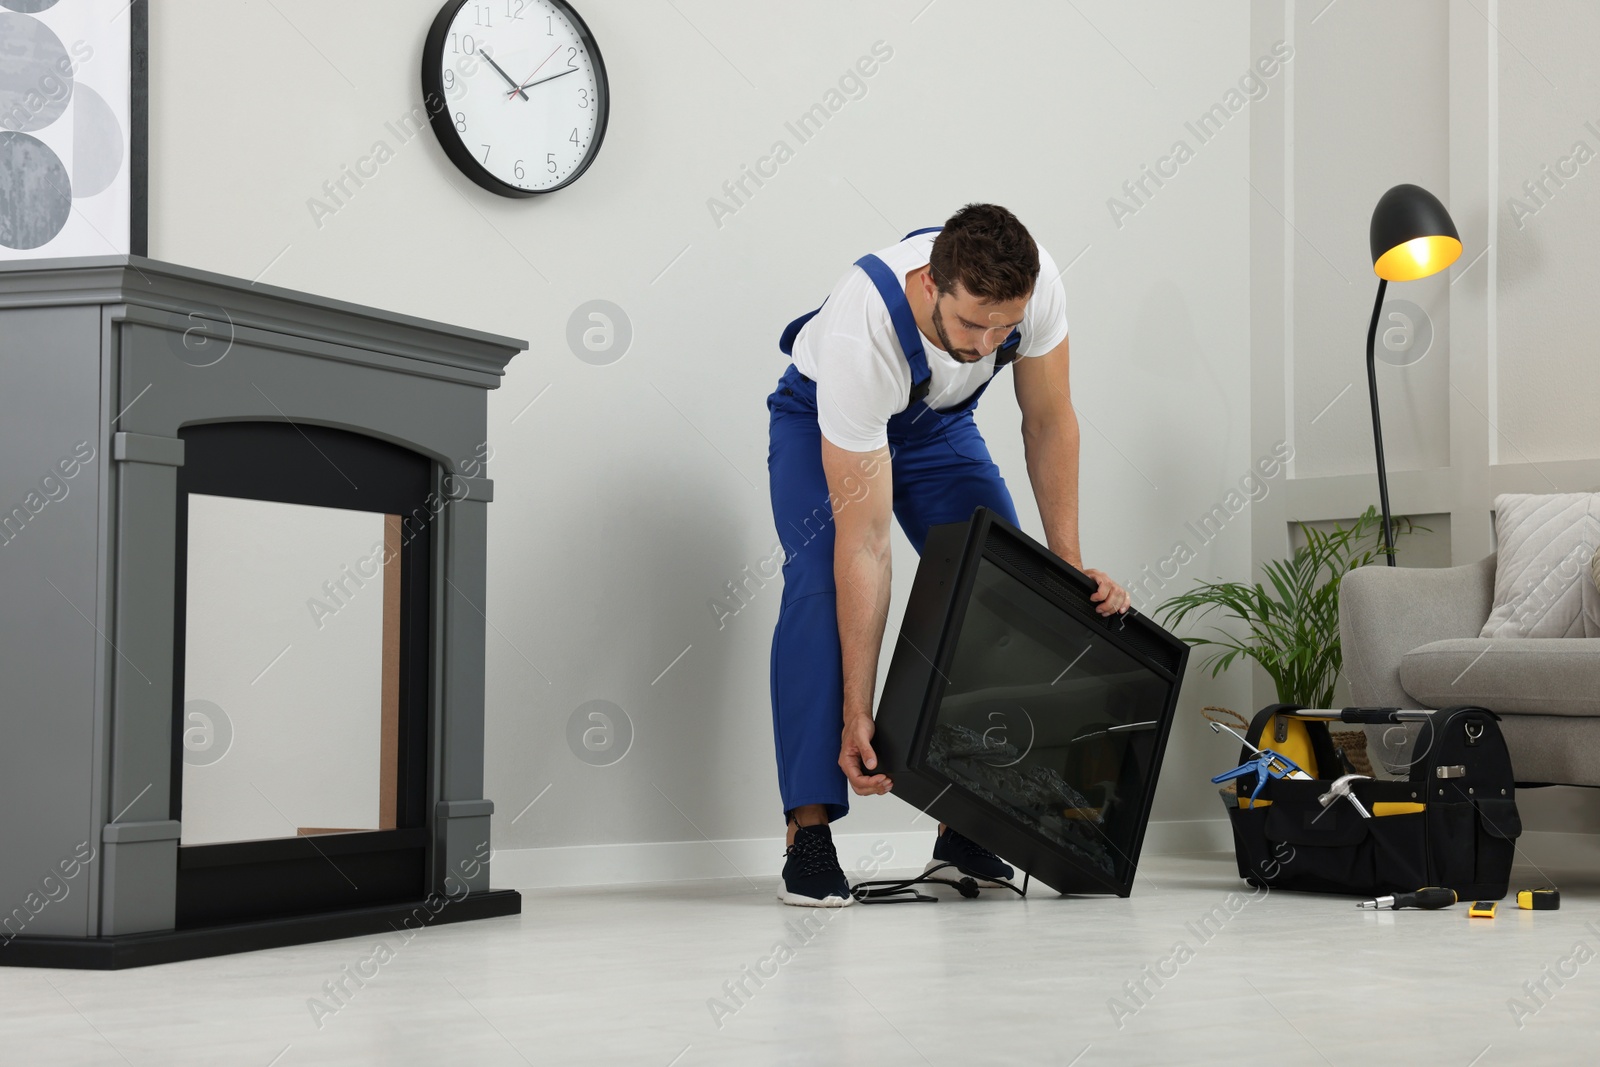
766;203;1130;907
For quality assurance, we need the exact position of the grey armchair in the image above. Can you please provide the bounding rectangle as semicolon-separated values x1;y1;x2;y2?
1340;554;1600;786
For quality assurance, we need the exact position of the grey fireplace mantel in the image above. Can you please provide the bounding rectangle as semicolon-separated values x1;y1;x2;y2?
0;255;526;967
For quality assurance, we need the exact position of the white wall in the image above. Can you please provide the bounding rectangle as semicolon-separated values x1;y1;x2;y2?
1287;0;1453;483
150;0;1259;877
1496;0;1600;464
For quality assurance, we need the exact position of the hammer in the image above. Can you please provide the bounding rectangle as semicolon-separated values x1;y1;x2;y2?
1318;774;1372;819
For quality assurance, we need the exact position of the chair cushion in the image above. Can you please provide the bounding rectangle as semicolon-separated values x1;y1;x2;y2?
1479;493;1600;638
1401;638;1600;716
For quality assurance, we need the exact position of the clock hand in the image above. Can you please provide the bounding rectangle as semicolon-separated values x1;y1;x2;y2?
506;44;561;100
480;50;529;101
505;66;578;98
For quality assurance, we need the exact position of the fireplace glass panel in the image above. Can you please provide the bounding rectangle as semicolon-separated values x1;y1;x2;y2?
922;557;1169;885
180;494;402;846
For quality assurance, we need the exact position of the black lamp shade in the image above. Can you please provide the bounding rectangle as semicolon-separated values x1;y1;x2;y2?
1369;183;1462;281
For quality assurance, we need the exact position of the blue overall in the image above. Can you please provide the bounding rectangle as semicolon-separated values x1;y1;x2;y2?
767;227;1022;822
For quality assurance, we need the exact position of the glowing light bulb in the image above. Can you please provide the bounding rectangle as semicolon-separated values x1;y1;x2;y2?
1374;234;1460;280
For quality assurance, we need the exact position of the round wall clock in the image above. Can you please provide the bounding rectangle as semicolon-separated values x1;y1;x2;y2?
422;0;609;197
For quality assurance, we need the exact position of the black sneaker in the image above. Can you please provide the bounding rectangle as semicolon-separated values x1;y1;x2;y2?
929;826;1015;887
779;823;854;907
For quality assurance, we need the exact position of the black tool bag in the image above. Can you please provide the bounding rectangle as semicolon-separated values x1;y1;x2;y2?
1223;704;1522;900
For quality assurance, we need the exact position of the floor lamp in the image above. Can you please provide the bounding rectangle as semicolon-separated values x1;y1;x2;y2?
1366;183;1462;565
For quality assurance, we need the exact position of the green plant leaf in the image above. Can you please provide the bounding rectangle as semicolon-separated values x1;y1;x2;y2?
1153;505;1425;705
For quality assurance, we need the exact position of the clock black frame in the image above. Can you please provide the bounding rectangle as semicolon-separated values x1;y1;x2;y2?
421;0;611;198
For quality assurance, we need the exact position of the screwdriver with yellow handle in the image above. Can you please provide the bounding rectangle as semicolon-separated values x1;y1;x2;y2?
1358;888;1457;910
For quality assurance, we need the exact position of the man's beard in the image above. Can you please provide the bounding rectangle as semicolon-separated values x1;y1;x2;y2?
931;295;985;363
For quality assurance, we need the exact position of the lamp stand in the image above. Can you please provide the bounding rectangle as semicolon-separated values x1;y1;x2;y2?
1365;277;1396;566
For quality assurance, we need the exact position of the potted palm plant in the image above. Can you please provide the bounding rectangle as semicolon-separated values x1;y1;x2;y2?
1154;506;1419;707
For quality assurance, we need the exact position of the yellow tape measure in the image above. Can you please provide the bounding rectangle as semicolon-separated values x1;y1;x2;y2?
1517;888;1561;911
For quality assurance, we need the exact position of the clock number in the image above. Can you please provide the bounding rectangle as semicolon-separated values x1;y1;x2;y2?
505;0;527;19
569;128;579;146
443;68;455;90
546;14;553;34
474;4;492;27
455;112;467;133
450;33;476;54
514;159;525;180
567;46;579;69
481;144;492;163
577;88;589;108
547;153;557;173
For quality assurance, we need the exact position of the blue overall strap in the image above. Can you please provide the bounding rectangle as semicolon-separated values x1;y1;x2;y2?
779;304;819;356
780;229;938;356
996;329;1022;368
853;252;933;405
779;226;1020;381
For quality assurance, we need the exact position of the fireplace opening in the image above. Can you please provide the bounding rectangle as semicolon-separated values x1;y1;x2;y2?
171;422;434;928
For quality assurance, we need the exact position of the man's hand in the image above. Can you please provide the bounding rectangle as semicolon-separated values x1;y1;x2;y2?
840;714;892;796
1082;567;1131;616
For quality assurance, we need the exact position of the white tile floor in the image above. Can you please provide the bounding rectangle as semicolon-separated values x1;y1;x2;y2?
3;853;1598;1066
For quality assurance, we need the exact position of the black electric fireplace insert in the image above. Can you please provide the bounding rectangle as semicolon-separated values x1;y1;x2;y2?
873;508;1189;897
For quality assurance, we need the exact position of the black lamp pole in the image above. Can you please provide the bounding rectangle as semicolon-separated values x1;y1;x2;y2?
1364;277;1395;566
1364;183;1462;570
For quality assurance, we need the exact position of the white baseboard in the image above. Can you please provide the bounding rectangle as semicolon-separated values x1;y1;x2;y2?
488;819;1237;891
488;830;931;890
1140;818;1235;856
1516;830;1600;871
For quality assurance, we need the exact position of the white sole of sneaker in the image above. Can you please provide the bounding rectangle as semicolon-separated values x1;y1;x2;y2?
923;858;1014;889
776;890;855;907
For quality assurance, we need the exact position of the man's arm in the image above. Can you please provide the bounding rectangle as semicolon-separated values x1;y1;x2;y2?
1013;334;1083;565
1013;335;1130;615
821;435;896;795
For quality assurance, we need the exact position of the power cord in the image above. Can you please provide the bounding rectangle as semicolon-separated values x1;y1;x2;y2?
850;862;1032;904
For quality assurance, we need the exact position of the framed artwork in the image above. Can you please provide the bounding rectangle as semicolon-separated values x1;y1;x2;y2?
0;0;146;260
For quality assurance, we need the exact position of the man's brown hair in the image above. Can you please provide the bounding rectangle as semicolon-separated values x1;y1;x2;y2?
927;203;1040;303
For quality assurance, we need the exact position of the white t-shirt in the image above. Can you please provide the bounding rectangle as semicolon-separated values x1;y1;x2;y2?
790;231;1069;452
